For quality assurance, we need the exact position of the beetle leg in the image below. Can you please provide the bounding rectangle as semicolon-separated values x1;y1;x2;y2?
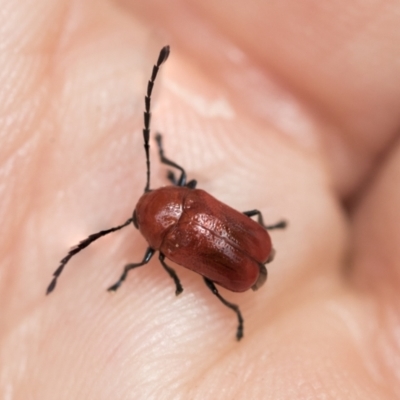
107;247;155;292
155;133;187;186
203;278;244;341
251;263;267;291
265;220;287;230
158;253;183;295
46;217;133;295
186;179;197;189
167;170;177;184
266;248;276;263
243;209;287;230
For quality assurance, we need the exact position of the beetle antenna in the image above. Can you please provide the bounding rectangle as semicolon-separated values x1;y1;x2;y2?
46;217;133;295
143;45;170;192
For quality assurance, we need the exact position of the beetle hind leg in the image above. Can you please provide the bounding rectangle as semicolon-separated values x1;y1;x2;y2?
243;209;287;230
203;278;244;341
159;253;183;295
265;220;287;230
107;247;155;292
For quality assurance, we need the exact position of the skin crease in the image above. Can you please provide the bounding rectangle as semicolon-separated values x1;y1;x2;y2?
1;0;400;398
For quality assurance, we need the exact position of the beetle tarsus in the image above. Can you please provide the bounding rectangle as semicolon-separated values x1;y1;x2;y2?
243;210;287;231
203;278;244;341
265;220;287;230
108;247;155;292
107;281;121;292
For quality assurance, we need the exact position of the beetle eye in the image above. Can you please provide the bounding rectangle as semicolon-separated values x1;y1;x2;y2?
132;210;139;229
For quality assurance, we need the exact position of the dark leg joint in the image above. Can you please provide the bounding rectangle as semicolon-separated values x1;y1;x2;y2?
186;179;197;189
167;170;177;185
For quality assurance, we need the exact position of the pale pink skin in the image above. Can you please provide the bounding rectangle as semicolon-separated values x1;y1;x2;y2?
1;0;400;399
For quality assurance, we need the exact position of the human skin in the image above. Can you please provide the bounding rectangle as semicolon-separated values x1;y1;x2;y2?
1;0;400;398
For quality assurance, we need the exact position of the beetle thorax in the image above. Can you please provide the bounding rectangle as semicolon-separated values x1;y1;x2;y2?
134;186;188;250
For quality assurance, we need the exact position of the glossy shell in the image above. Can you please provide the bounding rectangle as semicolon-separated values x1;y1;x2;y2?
134;186;272;292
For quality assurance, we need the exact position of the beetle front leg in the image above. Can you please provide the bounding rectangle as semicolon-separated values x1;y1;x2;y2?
243;210;287;230
159;253;183;295
107;247;155;292
155;133;186;184
203;278;244;341
166;170;197;187
155;133;188;187
167;170;178;185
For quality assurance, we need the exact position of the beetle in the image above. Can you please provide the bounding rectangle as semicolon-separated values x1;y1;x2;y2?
46;45;286;340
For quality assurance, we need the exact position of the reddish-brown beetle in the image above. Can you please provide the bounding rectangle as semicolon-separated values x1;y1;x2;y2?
47;46;286;340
